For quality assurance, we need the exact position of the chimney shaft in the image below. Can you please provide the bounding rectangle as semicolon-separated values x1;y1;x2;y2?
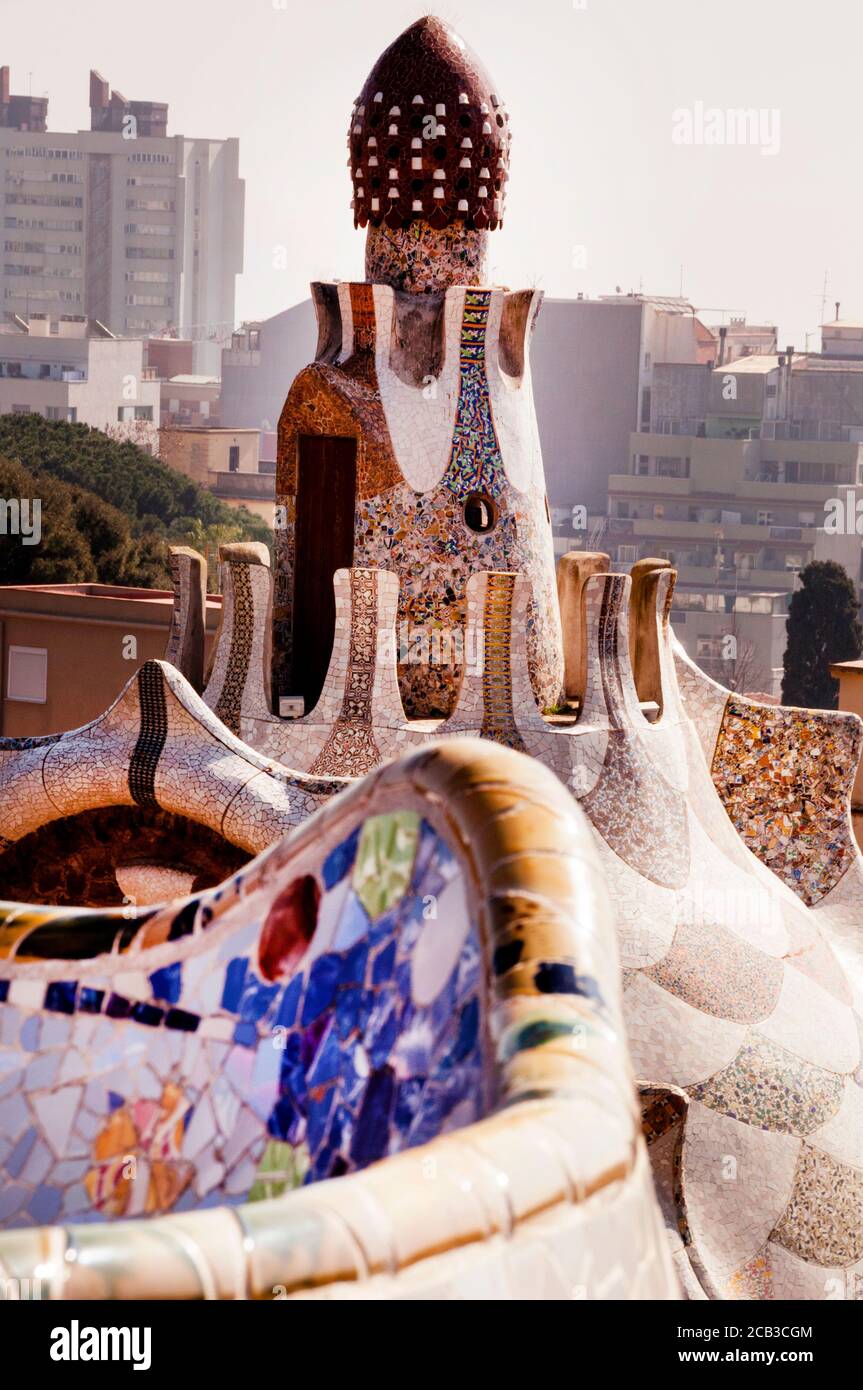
89;69;109;114
0;66;9;106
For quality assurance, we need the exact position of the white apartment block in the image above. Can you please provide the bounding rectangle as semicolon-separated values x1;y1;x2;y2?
0;67;243;374
606;344;863;696
0;316;160;449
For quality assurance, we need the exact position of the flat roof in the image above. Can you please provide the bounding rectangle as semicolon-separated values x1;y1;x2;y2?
160;425;258;434
716;354;787;373
0;582;221;607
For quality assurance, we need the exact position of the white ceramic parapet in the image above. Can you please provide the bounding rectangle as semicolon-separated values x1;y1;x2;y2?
164;546;208;693
0;738;678;1301
254;567;428;774
202;543;273;739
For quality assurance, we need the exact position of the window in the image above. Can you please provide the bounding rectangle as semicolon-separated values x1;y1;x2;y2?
463;492;497;534
657;457;686;478
134;406;153;421
45;406;76;422
757;510;773;526
7;646;47;703
696;637;721;661
617;545;638;564
228;445;240;472
635;454;650;475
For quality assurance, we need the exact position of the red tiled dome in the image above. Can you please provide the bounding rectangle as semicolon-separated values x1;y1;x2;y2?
349;15;511;233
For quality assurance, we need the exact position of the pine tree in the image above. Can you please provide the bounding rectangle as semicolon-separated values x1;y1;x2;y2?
781;560;863;709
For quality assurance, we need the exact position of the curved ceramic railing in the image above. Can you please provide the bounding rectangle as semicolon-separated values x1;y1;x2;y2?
0;739;676;1300
0;660;343;873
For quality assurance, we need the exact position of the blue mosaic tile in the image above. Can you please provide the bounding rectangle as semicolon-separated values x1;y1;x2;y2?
237;978;279;1025
164;1008;199;1033
78;987;105;1014
275;972;302;1030
44;980;77;1015
130;1002;163;1028
322;825;360;890
149;962;181;1005
350;1066;395;1167
232;1021;257;1047
301;954;342;1025
221;957;248;1013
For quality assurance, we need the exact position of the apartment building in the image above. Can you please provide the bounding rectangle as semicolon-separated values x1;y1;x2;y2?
159;425;273;521
220;301;317;432
0;66;243;374
607;340;863;695
531;294;718;530
720;316;778;363
0;582;221;737
0;314;160;447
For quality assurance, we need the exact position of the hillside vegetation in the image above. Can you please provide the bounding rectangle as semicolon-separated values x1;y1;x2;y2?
0;414;271;588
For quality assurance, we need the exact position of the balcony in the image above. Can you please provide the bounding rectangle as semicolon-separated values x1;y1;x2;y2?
209;470;275;501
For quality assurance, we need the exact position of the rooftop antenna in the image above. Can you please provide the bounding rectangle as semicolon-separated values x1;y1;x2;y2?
817;270;829;326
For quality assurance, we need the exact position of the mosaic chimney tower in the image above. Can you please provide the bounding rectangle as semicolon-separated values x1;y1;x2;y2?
276;15;563;718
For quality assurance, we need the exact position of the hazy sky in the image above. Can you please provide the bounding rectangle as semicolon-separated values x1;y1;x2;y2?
2;0;858;348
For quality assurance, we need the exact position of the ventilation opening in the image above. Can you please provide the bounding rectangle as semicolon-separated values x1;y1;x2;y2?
463;492;497;534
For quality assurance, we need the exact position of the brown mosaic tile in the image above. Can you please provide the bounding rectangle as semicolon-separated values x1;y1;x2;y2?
772;1145;863;1266
691;1035;846;1136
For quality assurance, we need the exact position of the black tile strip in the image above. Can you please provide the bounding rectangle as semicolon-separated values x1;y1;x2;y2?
128;662;168;809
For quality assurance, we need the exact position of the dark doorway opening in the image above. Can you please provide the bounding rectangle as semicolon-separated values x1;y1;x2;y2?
292;434;357;712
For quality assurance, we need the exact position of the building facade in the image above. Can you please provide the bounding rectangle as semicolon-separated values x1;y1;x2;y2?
0;67;243;374
606;343;863;694
0;314;160;447
159;425;273;521
0;580;221;737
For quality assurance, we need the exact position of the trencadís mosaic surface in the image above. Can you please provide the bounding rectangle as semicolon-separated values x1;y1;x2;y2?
0;809;489;1227
0;740;674;1300
5;13;863;1305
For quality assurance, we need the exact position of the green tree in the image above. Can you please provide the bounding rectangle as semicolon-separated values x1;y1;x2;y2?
0;414;272;553
0;455;93;584
0;415;273;591
782;560;863;709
